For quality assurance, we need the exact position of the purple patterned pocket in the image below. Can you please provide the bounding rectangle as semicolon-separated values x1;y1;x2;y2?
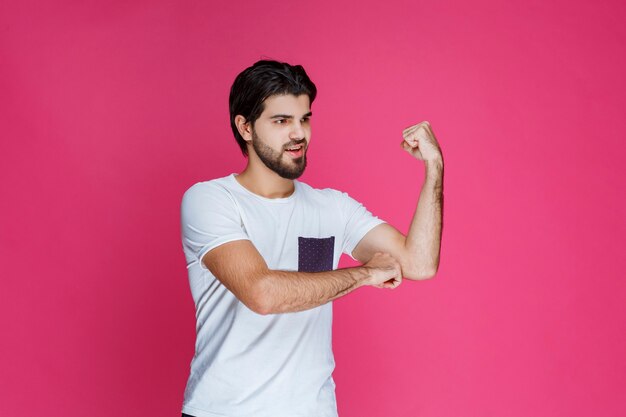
298;236;335;272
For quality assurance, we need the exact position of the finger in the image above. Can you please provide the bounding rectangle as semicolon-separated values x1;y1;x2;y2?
402;136;419;149
388;278;401;289
382;280;396;289
409;124;430;136
403;121;430;135
402;126;419;136
404;130;424;144
400;140;412;151
407;127;428;142
400;139;424;159
402;129;420;141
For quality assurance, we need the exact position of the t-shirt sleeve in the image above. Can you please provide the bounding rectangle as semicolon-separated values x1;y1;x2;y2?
181;182;250;270
335;190;387;261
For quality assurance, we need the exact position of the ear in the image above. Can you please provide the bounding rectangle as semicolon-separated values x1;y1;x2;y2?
235;115;253;143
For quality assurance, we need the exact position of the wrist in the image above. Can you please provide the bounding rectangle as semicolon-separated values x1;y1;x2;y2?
424;157;443;170
425;159;443;183
352;266;372;288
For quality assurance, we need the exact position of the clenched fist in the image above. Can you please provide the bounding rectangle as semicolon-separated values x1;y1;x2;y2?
401;121;443;163
362;252;402;289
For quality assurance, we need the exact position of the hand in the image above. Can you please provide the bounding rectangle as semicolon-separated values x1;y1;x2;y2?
400;121;443;163
362;252;402;289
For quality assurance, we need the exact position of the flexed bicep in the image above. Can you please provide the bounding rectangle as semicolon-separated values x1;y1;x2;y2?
351;223;417;280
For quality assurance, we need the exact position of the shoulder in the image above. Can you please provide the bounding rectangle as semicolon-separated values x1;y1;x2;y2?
181;175;236;207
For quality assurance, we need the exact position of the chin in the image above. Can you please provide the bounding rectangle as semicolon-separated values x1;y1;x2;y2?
279;170;305;180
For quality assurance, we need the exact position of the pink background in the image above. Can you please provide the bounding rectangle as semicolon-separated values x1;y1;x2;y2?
1;1;625;416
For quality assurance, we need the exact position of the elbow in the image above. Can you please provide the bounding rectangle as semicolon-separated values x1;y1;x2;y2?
245;298;272;316
417;268;438;280
244;274;276;315
249;304;273;316
405;263;439;281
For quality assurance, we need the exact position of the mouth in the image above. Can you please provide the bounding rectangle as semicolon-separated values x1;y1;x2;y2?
284;144;305;158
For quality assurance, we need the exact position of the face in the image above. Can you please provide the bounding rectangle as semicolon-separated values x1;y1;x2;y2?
248;94;312;180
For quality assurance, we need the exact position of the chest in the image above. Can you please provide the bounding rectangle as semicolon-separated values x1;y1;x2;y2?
235;199;344;271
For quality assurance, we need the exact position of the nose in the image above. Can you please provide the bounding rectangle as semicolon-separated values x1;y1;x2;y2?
289;120;306;140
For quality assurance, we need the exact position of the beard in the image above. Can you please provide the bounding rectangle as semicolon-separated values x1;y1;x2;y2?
251;129;307;180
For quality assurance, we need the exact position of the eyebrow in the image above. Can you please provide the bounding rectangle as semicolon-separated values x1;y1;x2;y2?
269;111;313;119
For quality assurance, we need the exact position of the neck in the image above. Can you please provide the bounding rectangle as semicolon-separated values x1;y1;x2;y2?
235;154;296;199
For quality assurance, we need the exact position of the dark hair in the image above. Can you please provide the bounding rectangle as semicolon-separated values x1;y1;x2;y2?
229;60;317;157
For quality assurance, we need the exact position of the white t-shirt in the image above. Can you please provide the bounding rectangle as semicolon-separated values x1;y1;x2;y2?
180;173;386;417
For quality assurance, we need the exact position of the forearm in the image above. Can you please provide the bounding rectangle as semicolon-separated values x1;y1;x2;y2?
256;266;370;314
405;159;444;278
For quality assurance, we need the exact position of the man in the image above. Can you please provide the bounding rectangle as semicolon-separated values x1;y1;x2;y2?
180;60;443;417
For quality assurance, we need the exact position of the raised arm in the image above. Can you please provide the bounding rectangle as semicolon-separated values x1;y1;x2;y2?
202;240;402;315
352;121;444;280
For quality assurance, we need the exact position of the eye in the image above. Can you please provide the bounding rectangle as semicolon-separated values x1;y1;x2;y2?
301;117;310;123
275;119;286;124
